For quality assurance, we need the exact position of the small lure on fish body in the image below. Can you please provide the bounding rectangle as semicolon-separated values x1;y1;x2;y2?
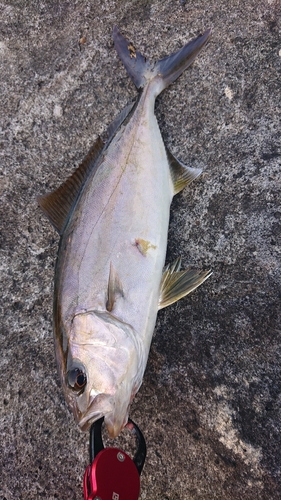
38;26;212;438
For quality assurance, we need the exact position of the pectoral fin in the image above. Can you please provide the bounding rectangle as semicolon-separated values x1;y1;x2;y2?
158;257;212;309
166;147;202;194
106;263;124;312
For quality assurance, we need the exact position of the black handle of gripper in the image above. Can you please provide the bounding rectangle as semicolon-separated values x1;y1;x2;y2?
89;417;146;475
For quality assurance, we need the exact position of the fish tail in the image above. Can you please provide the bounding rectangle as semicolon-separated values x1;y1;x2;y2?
113;26;211;95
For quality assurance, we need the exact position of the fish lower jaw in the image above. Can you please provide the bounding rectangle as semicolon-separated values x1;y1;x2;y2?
77;406;128;437
76;392;115;431
78;410;105;432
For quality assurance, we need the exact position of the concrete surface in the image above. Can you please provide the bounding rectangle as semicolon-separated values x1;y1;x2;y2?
1;0;280;498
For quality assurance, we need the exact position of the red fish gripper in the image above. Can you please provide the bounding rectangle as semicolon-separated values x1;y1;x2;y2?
83;417;146;500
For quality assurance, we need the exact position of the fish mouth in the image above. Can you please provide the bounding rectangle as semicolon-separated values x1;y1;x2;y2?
77;396;128;437
78;409;105;431
77;393;114;432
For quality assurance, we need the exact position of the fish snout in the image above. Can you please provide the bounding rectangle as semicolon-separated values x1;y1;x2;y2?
104;414;128;439
104;400;131;438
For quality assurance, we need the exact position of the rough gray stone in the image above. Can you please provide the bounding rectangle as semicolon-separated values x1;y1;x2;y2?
1;1;280;498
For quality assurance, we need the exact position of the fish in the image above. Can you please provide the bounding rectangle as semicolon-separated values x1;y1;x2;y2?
38;26;212;438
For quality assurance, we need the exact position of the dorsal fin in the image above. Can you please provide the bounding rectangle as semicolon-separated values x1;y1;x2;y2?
105;101;136;141
166;147;202;194
37;136;105;234
106;262;124;312
38;102;135;235
159;257;212;309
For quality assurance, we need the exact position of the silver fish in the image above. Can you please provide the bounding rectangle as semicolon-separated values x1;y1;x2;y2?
38;26;212;438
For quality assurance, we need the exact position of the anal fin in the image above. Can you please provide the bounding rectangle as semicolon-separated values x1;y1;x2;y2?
166;147;202;195
158;257;212;309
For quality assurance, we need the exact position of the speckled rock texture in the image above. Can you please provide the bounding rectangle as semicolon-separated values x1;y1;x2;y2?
1;1;280;499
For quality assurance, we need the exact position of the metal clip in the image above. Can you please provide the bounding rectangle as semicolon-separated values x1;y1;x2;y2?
83;417;146;500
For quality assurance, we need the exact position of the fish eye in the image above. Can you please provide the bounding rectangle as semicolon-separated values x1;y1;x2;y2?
67;366;87;392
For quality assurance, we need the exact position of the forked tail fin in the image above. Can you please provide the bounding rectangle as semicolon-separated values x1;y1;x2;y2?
113;26;211;96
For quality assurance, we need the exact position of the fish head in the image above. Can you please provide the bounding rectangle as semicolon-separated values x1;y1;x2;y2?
58;310;143;438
